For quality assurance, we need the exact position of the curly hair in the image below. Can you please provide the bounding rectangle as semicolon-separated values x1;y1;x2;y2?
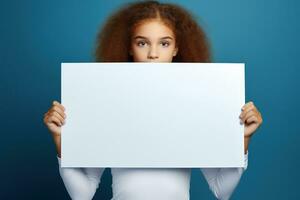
95;0;211;62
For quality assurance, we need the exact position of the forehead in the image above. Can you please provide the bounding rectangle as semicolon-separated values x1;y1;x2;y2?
131;19;175;39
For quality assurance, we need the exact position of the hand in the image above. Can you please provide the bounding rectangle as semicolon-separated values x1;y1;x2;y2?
239;101;263;138
43;100;66;137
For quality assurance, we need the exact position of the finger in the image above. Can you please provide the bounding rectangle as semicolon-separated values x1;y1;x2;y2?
51;111;65;124
52;101;66;112
241;110;257;123
50;106;66;119
245;115;259;124
53;100;65;111
241;101;254;111
43;114;49;124
243;105;263;123
257;110;262;118
240;104;256;118
47;115;63;126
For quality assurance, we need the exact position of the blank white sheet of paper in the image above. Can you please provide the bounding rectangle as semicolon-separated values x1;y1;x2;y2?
61;63;245;168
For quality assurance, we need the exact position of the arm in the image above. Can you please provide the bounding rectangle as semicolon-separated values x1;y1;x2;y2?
57;156;105;200
200;152;248;200
201;101;262;199
43;101;105;199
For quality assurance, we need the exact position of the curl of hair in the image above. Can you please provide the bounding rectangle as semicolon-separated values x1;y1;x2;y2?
95;0;211;62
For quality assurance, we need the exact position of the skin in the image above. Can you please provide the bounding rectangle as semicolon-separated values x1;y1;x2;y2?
44;19;263;157
129;19;178;62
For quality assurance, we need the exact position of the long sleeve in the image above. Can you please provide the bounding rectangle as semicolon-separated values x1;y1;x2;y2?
200;151;249;200
57;156;105;200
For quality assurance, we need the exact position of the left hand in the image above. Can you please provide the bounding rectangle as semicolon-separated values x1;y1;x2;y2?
239;101;263;138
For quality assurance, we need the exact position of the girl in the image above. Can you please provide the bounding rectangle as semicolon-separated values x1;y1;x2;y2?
43;1;263;199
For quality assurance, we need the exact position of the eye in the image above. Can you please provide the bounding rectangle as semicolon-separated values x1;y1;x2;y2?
137;41;148;47
160;41;170;47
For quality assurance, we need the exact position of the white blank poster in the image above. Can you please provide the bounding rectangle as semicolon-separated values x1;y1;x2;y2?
61;63;245;168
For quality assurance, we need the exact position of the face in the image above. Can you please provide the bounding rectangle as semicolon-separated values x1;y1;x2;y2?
130;19;178;62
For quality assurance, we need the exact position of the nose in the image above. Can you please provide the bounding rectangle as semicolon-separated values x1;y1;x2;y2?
148;46;159;60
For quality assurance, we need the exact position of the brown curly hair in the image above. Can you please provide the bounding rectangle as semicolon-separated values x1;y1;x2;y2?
95;0;211;62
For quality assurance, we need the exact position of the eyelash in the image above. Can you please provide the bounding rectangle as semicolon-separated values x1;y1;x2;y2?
136;41;170;47
137;41;147;47
161;41;170;47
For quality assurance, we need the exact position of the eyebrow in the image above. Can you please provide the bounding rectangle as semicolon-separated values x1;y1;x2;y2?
133;36;173;40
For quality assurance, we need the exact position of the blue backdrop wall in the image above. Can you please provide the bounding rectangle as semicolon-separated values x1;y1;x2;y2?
1;0;299;199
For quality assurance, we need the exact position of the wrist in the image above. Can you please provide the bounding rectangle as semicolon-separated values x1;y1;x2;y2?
52;135;61;158
244;136;251;154
244;135;251;141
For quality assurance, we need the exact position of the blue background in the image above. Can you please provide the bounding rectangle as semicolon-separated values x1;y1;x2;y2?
1;0;299;199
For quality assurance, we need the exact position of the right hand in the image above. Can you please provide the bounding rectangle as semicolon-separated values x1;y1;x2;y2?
43;100;66;137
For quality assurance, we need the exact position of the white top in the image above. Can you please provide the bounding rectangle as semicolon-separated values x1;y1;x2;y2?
57;152;248;200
